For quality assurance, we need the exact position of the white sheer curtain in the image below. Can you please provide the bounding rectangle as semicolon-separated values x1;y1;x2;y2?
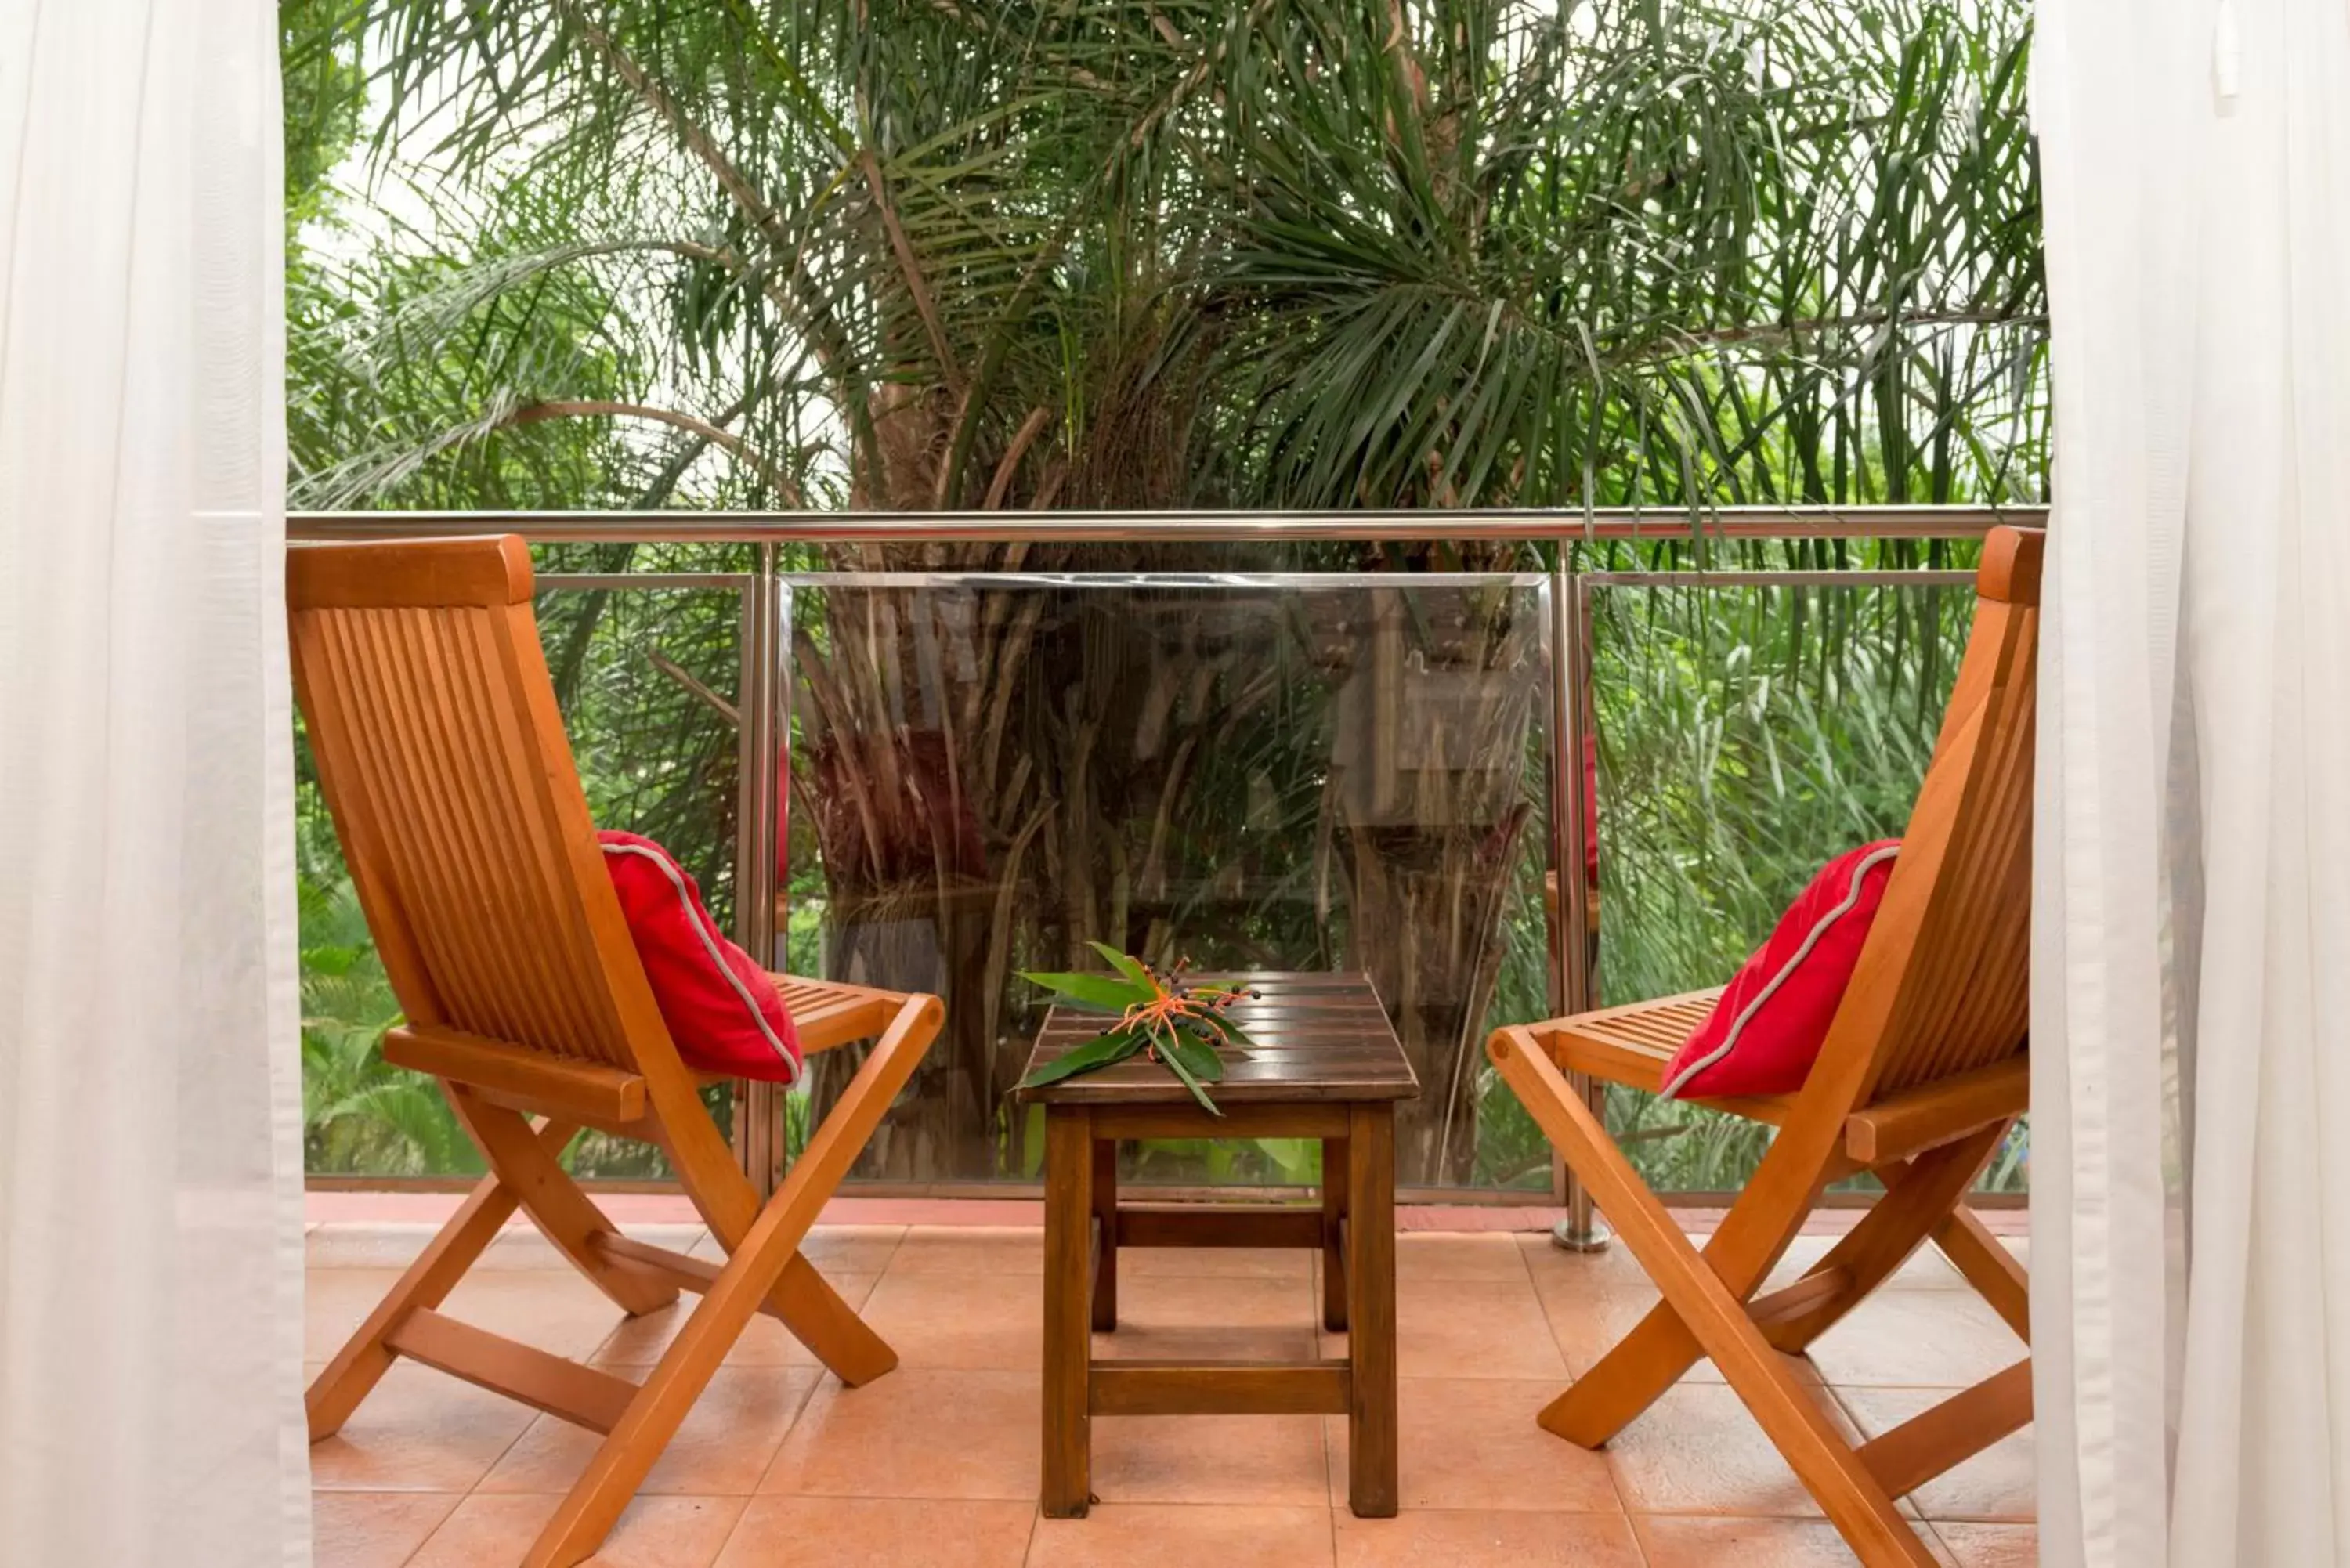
2033;0;2350;1563
0;3;309;1565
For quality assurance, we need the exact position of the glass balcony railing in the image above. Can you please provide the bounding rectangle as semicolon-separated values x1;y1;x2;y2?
1583;570;2026;1198
289;508;2037;1204
780;571;1556;1190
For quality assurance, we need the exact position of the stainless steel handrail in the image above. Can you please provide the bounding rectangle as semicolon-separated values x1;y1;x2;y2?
289;504;2037;544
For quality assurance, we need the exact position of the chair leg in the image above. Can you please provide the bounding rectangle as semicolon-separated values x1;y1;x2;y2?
671;997;941;1387
1535;1291;1698;1437
771;1252;898;1386
1856;1359;2032;1500
1757;1123;2009;1356
1491;1031;1936;1567
522;1176;818;1568
1934;1201;2030;1342
525;993;940;1568
446;1087;681;1317
1504;1068;1814;1443
1531;1131;2008;1441
1535;1202;1865;1444
668;1132;901;1387
306;1118;580;1440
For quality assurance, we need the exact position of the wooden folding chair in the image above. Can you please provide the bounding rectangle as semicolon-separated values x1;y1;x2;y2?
291;537;942;1568
1488;526;2041;1568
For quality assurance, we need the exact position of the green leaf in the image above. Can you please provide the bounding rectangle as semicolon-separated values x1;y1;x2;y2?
1017;970;1151;1013
1157;1028;1224;1118
1016;1027;1144;1090
1166;1029;1224;1083
1253;1137;1318;1184
1086;942;1157;992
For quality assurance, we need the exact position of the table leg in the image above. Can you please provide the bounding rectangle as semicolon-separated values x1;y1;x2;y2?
1043;1107;1094;1517
1091;1134;1119;1332
1321;1136;1349;1333
1345;1104;1398;1518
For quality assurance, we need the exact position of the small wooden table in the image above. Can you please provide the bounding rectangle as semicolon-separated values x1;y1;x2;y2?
1017;971;1419;1519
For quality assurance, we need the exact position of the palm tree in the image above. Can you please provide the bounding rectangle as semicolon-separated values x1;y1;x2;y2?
284;0;2044;1185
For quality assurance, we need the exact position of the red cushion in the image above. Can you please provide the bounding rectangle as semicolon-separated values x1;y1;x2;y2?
598;831;802;1083
1660;841;1900;1100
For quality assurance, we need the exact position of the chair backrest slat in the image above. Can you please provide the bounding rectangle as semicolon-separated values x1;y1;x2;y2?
289;537;679;1078
1813;527;2041;1105
1894;652;2035;1089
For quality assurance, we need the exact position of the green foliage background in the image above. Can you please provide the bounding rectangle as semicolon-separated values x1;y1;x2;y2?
284;0;2041;1192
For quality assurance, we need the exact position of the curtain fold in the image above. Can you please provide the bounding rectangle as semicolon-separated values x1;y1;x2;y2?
0;3;309;1565
2034;0;2350;1563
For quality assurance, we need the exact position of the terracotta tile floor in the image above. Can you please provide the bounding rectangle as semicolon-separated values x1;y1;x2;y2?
308;1212;2034;1568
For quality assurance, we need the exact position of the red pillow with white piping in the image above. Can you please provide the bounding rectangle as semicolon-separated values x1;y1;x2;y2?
598;831;802;1083
1660;841;1900;1100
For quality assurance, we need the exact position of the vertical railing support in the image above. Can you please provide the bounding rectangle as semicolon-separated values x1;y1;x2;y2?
1546;551;1611;1252
734;544;787;1198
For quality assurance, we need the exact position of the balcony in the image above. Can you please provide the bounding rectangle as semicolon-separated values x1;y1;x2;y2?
306;1201;2033;1567
294;508;2034;1567
9;0;2285;1559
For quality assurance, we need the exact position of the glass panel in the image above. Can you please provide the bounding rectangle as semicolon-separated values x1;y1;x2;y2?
298;579;748;1180
1588;576;2025;1194
780;573;1557;1189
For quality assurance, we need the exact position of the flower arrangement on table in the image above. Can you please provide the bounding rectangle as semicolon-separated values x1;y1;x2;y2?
1014;944;1259;1115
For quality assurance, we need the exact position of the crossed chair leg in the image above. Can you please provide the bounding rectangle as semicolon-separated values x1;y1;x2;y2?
1490;1028;2031;1568
306;994;941;1568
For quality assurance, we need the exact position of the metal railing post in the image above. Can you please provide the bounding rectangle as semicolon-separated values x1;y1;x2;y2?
734;545;786;1198
1546;554;1610;1252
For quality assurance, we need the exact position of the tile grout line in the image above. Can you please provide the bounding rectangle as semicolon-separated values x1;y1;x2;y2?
1019;1497;1045;1567
700;1496;747;1568
1321;1367;1340;1564
704;1487;761;1568
735;1360;830;1498
370;1491;461;1568
1519;1230;1598;1388
1506;1231;1657;1524
1523;1241;1617;1400
1623;1509;1658;1568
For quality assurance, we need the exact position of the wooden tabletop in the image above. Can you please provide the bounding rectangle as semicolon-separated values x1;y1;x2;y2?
1018;970;1419;1105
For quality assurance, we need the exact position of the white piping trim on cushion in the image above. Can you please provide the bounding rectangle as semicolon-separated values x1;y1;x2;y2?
1659;843;1900;1100
602;841;801;1086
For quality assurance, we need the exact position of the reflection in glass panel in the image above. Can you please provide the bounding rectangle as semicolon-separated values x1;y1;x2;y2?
1589;576;2025;1194
297;580;747;1179
781;574;1556;1189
